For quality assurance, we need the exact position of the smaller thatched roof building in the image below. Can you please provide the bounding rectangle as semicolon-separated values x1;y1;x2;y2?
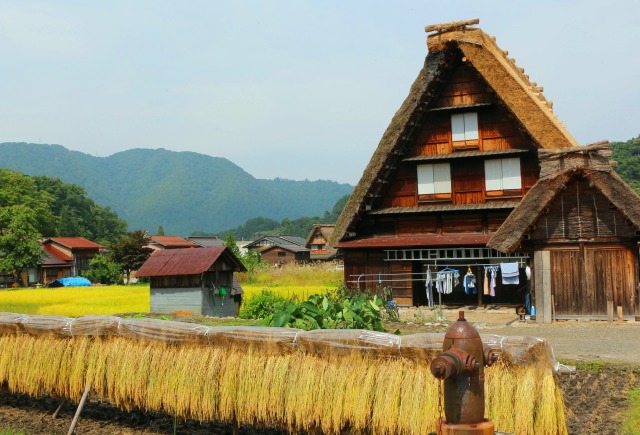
488;142;640;253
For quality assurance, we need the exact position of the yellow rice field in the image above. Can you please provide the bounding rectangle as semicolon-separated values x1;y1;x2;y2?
0;285;149;316
241;285;336;300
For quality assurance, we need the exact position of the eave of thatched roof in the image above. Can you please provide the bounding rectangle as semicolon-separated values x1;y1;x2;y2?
329;22;578;249
488;145;640;253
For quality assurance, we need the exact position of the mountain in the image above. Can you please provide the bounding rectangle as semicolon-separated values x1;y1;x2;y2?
0;143;353;235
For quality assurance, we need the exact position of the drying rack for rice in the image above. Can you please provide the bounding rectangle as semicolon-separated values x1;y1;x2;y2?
0;313;567;435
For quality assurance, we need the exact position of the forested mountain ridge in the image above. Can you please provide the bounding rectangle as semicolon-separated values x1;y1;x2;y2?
0;143;353;235
610;135;640;193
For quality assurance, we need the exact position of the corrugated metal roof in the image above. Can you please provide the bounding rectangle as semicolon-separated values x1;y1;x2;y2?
336;234;491;248
150;236;200;248
136;247;246;277
261;244;310;253
45;237;104;250
186;236;225;248
403;149;529;162
369;201;517;215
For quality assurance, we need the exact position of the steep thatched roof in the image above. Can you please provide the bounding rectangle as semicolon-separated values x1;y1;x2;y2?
488;143;640;253
329;20;578;248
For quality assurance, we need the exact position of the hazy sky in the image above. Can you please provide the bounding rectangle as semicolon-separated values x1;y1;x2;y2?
1;1;638;184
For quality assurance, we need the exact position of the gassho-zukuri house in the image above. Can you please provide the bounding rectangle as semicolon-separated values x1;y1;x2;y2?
328;19;640;322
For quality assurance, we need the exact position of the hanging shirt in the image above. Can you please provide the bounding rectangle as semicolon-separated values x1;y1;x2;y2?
425;268;434;307
463;272;477;295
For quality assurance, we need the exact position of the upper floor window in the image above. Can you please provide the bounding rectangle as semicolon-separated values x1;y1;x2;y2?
417;163;451;200
451;112;479;150
484;158;522;195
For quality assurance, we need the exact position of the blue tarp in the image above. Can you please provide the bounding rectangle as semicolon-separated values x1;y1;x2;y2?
48;277;91;287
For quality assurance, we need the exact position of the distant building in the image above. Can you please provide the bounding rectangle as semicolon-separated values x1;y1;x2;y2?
147;235;200;252
136;247;246;317
37;237;105;284
304;224;337;261
245;236;310;265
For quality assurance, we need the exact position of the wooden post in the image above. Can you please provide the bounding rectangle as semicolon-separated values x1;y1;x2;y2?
617;306;624;322
67;385;90;435
53;399;66;419
607;300;614;322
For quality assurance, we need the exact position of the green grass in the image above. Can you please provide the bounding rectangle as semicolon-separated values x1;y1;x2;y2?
0;429;29;435
621;388;640;434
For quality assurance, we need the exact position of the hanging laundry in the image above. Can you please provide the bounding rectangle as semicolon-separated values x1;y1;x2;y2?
435;270;456;295
484;266;498;297
483;269;489;296
463;270;477;295
425;267;434;307
500;262;520;285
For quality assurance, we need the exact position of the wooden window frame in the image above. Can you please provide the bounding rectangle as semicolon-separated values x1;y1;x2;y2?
451;112;481;150
417;162;452;203
484;157;523;199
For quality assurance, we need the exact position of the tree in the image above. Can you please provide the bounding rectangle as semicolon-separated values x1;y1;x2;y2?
83;254;122;285
33;175;128;244
157;225;165;236
0;205;44;286
224;232;241;258
109;230;151;284
0;169;56;236
225;232;262;272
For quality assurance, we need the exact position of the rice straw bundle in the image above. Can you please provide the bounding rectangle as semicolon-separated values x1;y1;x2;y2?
0;321;568;434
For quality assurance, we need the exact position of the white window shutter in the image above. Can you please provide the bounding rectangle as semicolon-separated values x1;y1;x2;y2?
451;114;466;142
433;163;451;194
463;112;479;140
501;158;522;190
417;164;435;195
484;159;503;191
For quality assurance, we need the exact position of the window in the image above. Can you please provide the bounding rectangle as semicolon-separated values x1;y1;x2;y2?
417;163;451;198
451;112;479;142
277;251;286;257
484;158;522;194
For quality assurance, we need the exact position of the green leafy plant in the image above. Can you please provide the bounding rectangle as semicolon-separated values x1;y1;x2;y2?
261;291;385;331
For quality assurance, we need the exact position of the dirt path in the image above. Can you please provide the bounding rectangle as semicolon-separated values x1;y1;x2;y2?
399;307;640;365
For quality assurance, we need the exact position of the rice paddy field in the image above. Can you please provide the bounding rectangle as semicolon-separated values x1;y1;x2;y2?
0;285;149;317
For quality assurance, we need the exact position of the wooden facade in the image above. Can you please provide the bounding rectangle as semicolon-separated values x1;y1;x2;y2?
331;22;585;312
339;62;540;306
259;246;310;265
511;171;640;321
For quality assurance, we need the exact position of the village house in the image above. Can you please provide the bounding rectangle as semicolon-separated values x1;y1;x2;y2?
37;237;105;285
146;235;200;252
329;19;640;321
136;247;246;317
305;224;337;261
245;236;310;265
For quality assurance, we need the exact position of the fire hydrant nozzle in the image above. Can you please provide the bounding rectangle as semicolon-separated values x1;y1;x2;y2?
430;348;477;380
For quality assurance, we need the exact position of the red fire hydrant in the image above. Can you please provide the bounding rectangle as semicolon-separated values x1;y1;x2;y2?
430;311;498;435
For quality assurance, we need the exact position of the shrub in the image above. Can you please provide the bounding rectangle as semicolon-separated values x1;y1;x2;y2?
238;290;294;320
261;291;385;331
82;255;122;285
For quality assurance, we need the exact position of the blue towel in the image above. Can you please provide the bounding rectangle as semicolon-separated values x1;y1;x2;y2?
500;262;520;285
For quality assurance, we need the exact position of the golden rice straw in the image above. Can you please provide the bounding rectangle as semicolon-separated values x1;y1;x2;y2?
0;332;568;434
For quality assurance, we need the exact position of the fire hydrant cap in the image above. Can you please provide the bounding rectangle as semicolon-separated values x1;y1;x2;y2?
444;310;481;340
